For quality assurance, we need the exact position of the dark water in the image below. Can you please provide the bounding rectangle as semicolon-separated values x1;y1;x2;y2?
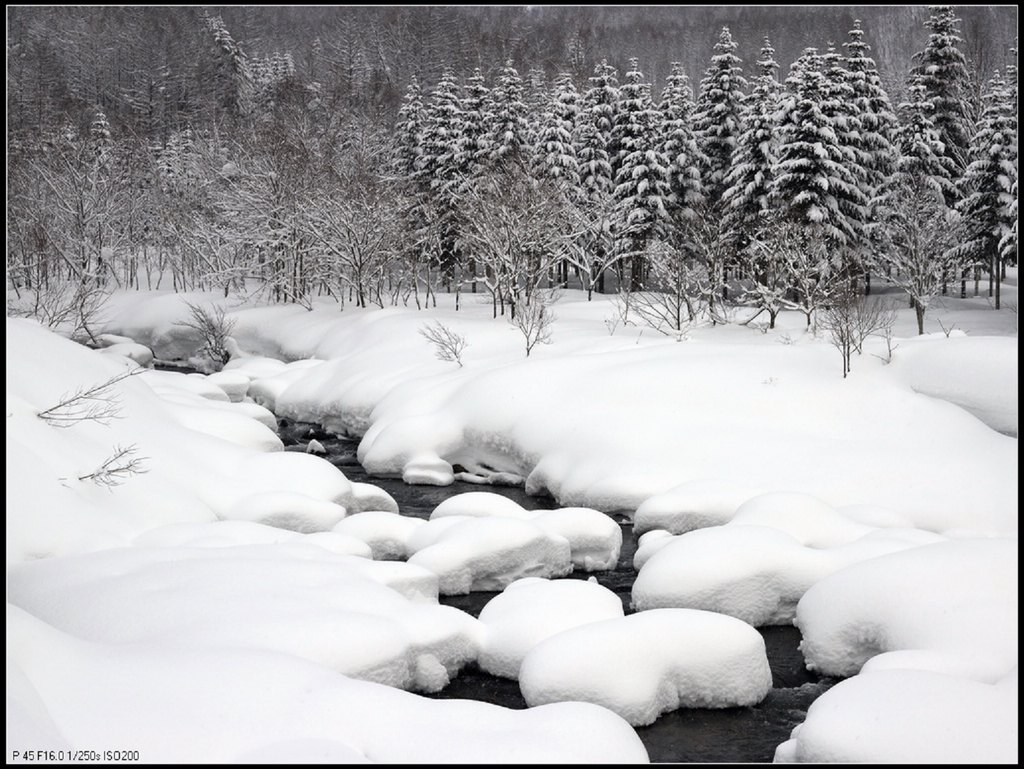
279;419;835;763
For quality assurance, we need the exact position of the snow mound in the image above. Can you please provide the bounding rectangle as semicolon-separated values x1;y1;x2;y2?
430;493;620;571
140;369;230;401
633;479;766;535
519;608;772;726
775;669;1017;763
8;545;477;692
204;370;251;402
632;524;944;625
408;517;573;595
333;512;425;560
796;539;1017;681
8;606;649;764
223;355;289;379
222;491;348;532
478;578;624;679
158;395;283;452
729;492;874;547
431;492;534;520
633;530;678;570
248;364;323;412
350;482;399;514
531;507;622;571
98;342;153;367
893;336;1018;436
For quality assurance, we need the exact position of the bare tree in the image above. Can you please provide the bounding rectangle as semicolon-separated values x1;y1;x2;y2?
621;240;705;341
77;444;148;488
37;369;142;427
459;168;578;319
418;321;468;366
175;301;237;370
821;289;898;377
876;177;963;334
511;290;558;356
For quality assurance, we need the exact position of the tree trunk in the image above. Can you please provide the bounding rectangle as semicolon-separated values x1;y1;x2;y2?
914;299;925;335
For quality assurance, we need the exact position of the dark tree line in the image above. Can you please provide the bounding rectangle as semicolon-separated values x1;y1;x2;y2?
7;6;1018;344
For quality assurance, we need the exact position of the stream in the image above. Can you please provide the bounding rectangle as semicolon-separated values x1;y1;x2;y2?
280;418;835;763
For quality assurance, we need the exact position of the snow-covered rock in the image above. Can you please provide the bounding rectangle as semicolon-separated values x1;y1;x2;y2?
478;578;624;679
332;513;425;561
519;608;772;726
98;342;154;368
407;517;573;595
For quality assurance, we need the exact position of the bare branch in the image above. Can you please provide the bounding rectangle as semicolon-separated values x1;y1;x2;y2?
78;444;148;488
36;368;142;427
418;321;468;367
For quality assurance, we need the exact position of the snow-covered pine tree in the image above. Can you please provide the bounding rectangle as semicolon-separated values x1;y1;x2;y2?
723;38;780;247
694;27;747;206
488;60;530;168
393;76;425;181
998;44;1018;268
419;70;464;197
524;66;548;150
844;20;899;205
912;5;973;172
455;68;492;184
892;80;957;203
770;48;866;251
612;58;670;289
533;73;580;189
821;43;869;261
660;62;704;220
581;60;620;176
955;70;1017;309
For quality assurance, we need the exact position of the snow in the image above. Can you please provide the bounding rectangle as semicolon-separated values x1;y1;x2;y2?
774;669;1018;763
8;606;649;764
407;517;573;594
205;370;251;402
98;341;153;367
223;491;349;532
634;479;767;534
795;539;1017;680
477;578;624;679
519;609;772;726
333;512;425;560
632;517;946;625
430;493;621;571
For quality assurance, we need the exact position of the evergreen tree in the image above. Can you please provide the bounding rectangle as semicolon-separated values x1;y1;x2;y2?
612;58;670;287
580;60;620;178
419;70;464;195
455;68;492;182
534;73;580;188
912;5;973;171
892;80;957;202
393;76;425;180
844;20;899;199
956;71;1017;308
770;48;866;250
694;27;747;205
489;60;529;167
660;62;704;218
723;38;780;242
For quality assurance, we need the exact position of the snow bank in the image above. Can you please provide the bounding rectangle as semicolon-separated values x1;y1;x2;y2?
477;578;624;679
634;479;767;534
775;669;1017;763
8;544;478;692
8;606;649;764
796;539;1017;681
205;370;251;402
408;517;573;594
519;609;772;726
632;523;944;625
893;336;1018;436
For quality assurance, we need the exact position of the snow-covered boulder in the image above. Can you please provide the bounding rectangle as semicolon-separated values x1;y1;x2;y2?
519;608;772;726
775;668;1017;763
333;512;426;561
408;517;573;595
478;578;624;679
796;538;1017;681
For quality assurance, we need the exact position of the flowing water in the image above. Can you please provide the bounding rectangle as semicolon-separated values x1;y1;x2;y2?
281;419;835;763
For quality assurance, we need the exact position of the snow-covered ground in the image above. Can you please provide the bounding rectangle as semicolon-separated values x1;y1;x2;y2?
6;281;1018;763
